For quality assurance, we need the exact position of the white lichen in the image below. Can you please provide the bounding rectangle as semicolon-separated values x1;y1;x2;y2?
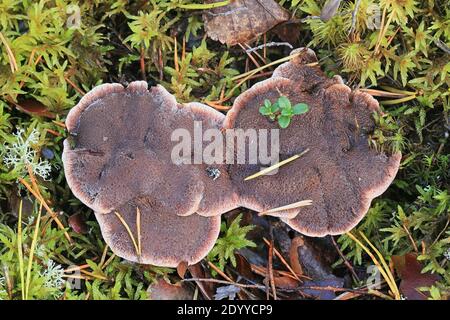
0;275;6;299
444;248;450;261
3;128;51;180
41;259;65;290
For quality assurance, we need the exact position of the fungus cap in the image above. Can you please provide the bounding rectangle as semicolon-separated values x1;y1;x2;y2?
224;48;401;236
96;197;221;267
62;81;237;217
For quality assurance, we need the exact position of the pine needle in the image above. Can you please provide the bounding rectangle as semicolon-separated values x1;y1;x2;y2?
19;165;72;242
358;232;400;299
0;31;18;73
178;0;230;10
25;203;43;300
259;200;313;216
17;200;25;300
346;232;400;300
114;210;140;257
245;149;309;181
136;207;142;257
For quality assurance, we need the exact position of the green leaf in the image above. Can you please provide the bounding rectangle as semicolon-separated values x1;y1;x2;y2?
293;103;309;115
259;106;270;115
264;99;272;108
271;102;280;113
281;108;292;116
278;115;291;128
277;96;291;110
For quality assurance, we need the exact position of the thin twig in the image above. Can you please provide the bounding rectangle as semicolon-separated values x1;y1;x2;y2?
245;42;293;54
238;43;261;69
267;228;277;300
64;76;86;96
330;236;360;281
402;224;418;253
183;278;265;289
263;238;301;281
207;261;249;299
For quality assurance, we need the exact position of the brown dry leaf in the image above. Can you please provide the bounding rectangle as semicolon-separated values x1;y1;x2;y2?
272;275;299;290
250;263;300;289
289;236;305;276
235;253;257;281
392;253;441;300
177;261;189;279
68;213;88;234
188;262;215;300
203;0;290;45
147;279;194;300
272;21;302;45
16;99;56;118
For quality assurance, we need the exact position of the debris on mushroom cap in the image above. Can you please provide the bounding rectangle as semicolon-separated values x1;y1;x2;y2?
203;0;290;45
224;48;401;237
62;81;237;217
95;196;221;267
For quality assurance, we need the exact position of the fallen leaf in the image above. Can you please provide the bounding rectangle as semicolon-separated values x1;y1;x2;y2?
177;261;188;279
16;99;56;118
68;213;88;234
147;279;194;300
289;236;337;280
214;285;241;300
203;0;290;45
392;253;441;300
300;278;345;300
272;275;299;290
320;0;342;21
8;187;34;219
272;21;302;46
188;262;215;300
289;237;305;276
235;253;257;281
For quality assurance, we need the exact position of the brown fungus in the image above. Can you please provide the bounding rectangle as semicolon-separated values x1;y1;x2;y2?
224;48;401;236
203;0;290;45
63;81;237;217
62;49;402;267
62;81;237;265
95;197;221;267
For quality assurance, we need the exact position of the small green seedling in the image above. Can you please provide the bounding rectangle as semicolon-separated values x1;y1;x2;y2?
259;96;309;128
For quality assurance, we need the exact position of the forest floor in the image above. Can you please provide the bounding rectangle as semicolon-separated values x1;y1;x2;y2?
0;0;448;300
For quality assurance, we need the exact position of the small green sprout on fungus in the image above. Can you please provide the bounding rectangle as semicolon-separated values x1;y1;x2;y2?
259;96;309;128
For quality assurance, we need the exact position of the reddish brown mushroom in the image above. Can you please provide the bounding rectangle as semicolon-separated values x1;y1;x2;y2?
224;48;401;236
62;49;402;267
63;81;237;218
62;81;236;265
203;0;290;45
95;197;221;267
